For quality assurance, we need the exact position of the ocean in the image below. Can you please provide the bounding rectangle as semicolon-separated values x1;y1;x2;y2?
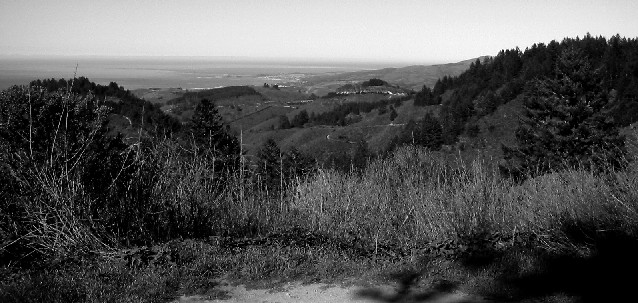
0;57;385;91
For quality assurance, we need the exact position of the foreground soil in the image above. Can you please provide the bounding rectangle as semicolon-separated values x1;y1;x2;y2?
174;280;491;303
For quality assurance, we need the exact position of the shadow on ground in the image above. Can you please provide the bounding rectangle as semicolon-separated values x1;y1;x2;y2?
496;227;638;302
355;222;638;303
355;269;477;302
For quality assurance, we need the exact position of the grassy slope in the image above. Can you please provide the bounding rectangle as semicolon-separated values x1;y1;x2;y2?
240;96;447;158
125;64;475;158
254;86;309;102
303;57;485;96
131;88;186;105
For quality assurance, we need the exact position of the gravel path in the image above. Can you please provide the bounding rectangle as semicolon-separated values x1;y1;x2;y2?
174;281;492;303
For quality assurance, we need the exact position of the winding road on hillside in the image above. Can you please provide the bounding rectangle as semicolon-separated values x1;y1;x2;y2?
325;123;406;144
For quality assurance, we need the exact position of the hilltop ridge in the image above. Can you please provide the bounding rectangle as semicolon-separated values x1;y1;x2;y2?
302;57;487;95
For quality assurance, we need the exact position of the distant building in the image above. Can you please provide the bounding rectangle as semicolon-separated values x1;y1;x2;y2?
286;100;314;105
335;83;408;96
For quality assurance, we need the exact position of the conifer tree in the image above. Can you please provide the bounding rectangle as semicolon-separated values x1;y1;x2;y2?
391;113;443;151
389;106;398;121
502;46;626;177
278;115;291;129
415;113;444;150
256;138;283;191
284;147;315;180
191;98;240;172
414;85;440;106
291;110;309;128
352;139;371;173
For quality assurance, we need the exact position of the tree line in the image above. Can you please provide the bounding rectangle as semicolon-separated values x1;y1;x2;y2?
413;34;638;145
30;77;182;136
281;96;408;129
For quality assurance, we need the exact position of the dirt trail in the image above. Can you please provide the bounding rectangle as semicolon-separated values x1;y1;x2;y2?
174;281;491;303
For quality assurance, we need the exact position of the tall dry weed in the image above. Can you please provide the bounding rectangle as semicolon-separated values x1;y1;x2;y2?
290;145;638;251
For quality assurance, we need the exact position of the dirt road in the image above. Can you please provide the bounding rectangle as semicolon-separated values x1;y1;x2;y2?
174;281;491;303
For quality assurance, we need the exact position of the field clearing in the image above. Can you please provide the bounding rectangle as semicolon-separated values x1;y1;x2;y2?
132;88;186;104
254;86;309;102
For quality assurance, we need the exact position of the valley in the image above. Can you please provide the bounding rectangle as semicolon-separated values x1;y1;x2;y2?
4;34;638;303
129;60;465;160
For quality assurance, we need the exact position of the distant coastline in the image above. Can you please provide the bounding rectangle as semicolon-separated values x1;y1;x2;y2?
0;56;398;91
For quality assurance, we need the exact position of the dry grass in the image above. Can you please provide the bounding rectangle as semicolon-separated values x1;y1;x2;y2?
291;146;638;251
4;142;638;302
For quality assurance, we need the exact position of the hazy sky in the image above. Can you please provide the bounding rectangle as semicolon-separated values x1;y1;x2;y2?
1;0;637;64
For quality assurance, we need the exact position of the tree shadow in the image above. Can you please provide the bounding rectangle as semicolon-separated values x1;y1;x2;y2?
354;221;638;302
355;269;479;302
495;225;638;302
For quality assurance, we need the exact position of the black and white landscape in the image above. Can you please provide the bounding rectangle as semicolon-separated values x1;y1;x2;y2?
2;1;638;302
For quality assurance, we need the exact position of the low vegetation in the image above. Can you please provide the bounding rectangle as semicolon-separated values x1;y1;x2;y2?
2;34;638;302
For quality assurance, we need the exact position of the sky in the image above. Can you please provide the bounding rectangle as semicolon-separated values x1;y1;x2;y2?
1;0;637;64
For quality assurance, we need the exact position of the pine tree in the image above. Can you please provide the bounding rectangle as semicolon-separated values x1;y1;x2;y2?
278;115;291;129
256;138;283;191
415;113;443;150
392;113;443;151
502;46;626;177
414;85;439;106
291;110;309;128
191;98;240;172
389;106;398;121
351;140;371;174
284;147;315;180
473;90;501;116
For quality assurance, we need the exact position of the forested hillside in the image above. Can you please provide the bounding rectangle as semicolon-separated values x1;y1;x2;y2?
415;34;638;145
30;77;182;137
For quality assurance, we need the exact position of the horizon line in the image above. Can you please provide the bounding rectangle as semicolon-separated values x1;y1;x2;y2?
0;53;472;66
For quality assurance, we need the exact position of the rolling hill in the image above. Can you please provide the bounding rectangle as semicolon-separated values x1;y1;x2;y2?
302;57;488;96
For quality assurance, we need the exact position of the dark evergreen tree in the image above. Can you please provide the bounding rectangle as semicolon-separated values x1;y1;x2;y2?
502;46;626;177
466;123;480;138
389;106;398;121
378;103;388;115
278;115;291;129
440;89;475;144
321;150;352;173
284;147;315;180
256;138;283;191
191;98;240;173
352;140;371;173
363;78;387;87
391;113;443;151
415;113;444;150
433;78;447;96
397;119;419;146
291;110;309;128
414;85;439;106
473;90;502;116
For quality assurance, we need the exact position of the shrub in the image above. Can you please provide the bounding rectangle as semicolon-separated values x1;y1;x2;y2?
291;145;638;252
0;85;121;259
